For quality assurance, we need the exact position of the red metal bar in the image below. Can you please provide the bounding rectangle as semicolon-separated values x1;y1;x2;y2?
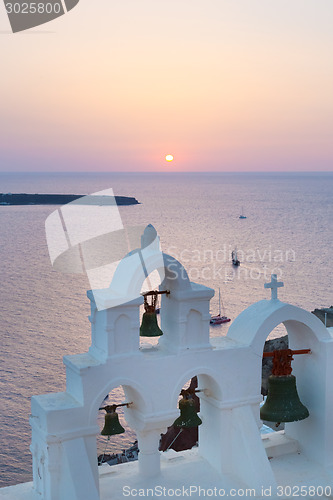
263;349;311;376
263;349;311;358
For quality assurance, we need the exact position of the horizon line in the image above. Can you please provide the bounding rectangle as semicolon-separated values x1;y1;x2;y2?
0;170;332;175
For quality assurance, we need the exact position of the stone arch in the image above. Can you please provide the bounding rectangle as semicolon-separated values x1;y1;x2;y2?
170;367;223;410
227;300;330;412
160;253;191;291
110;251;191;299
227;300;330;356
88;377;150;428
107;225;191;305
228;299;333;467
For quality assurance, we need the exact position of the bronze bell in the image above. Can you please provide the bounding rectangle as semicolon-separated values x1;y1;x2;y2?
260;375;309;424
261;349;310;424
100;405;125;436
174;393;202;428
140;292;163;337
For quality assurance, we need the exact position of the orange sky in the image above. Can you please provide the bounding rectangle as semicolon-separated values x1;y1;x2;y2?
1;0;333;171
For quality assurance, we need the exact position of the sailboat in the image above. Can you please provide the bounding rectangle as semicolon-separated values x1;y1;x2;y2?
239;207;247;219
210;288;231;325
232;248;240;266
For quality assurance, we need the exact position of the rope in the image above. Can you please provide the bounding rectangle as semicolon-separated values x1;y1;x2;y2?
99;436;110;465
166;428;183;451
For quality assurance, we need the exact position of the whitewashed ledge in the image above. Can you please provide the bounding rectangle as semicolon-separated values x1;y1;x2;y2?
1;442;333;500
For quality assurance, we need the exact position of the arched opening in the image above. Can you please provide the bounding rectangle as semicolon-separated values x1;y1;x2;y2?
139;270;163;350
96;386;138;466
91;380;148;475
261;324;289;432
159;377;200;453
228;301;331;466
160;371;222;454
256;317;330;466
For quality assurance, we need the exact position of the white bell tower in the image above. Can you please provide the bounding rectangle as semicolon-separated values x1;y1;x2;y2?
28;226;333;500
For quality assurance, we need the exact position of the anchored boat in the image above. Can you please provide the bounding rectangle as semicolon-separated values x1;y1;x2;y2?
232;248;240;266
210;288;231;325
239;206;247;219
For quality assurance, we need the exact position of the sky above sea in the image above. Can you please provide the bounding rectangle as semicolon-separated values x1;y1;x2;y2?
1;0;333;172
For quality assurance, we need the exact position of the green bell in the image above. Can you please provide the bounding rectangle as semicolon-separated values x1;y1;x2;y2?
174;396;202;428
140;292;163;337
101;406;125;436
260;375;309;424
140;311;163;337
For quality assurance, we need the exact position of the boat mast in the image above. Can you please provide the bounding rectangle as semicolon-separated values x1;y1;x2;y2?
220;287;226;316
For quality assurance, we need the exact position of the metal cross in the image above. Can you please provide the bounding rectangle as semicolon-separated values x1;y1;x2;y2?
264;274;284;300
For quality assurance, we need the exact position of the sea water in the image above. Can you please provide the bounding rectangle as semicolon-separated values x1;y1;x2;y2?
0;172;332;487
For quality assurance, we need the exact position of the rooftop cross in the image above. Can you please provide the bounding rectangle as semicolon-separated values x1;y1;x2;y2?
264;273;284;300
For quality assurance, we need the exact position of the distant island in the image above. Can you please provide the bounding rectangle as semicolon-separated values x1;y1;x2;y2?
0;193;139;206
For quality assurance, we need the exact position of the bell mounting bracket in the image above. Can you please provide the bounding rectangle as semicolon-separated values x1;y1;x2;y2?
263;349;311;376
141;290;170;313
99;402;133;413
141;290;170;297
180;388;203;400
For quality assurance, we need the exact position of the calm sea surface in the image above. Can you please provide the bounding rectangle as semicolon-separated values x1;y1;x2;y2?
0;172;332;487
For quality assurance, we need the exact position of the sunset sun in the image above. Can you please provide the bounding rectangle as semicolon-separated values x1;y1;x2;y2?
165;154;174;162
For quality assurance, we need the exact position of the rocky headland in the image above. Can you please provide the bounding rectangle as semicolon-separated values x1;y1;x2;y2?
0;193;139;206
311;306;333;327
